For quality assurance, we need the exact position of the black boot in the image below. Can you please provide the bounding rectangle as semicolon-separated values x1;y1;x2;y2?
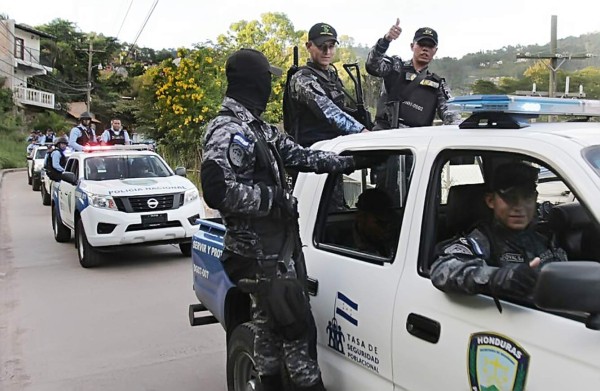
259;374;284;391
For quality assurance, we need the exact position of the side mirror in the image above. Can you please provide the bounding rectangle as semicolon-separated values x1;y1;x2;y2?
175;167;187;177
61;171;78;186
535;261;600;330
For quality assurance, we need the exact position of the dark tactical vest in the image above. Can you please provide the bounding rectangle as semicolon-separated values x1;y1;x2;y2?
105;129;126;145
293;64;347;147
75;125;95;146
45;149;67;181
382;63;441;128
213;111;289;257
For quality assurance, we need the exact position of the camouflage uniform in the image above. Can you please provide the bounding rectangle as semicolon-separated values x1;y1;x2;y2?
430;220;568;295
289;62;364;148
366;37;461;128
202;96;354;388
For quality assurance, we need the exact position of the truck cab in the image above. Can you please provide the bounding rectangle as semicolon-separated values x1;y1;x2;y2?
190;95;600;391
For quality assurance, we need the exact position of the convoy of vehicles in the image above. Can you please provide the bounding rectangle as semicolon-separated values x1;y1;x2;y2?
49;145;204;267
189;96;600;391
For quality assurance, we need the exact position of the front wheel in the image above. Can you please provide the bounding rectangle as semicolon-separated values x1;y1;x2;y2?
179;242;192;257
52;207;70;242
76;219;102;268
227;322;260;391
41;183;51;205
32;176;41;191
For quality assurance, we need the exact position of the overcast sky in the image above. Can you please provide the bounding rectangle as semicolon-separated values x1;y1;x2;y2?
3;0;599;59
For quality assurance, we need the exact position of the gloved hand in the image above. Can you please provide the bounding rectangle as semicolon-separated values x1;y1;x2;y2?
270;186;298;219
489;263;539;297
352;154;388;170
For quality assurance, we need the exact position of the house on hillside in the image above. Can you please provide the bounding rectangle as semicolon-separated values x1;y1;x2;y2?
0;18;56;111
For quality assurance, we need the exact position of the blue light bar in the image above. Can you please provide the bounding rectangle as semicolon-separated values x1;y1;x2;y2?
448;95;600;116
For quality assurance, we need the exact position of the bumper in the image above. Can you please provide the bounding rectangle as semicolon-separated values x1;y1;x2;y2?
80;201;202;247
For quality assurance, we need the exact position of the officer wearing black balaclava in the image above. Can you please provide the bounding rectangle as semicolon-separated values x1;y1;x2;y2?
201;49;379;391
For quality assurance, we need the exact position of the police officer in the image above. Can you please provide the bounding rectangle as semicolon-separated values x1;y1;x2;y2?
69;111;97;151
366;19;460;129
430;162;567;298
101;118;131;145
201;48;377;391
45;136;69;182
288;22;368;148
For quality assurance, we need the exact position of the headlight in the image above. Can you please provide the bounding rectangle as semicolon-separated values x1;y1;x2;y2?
184;189;199;205
88;193;118;210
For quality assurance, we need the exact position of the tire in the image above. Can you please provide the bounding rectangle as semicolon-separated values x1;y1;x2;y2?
27;170;32;185
41;184;51;205
32;176;41;191
76;219;102;268
179;242;192;257
52;206;71;243
227;322;260;391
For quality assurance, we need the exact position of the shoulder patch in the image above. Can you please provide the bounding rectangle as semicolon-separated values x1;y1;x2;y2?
444;243;474;255
232;133;251;148
228;144;246;167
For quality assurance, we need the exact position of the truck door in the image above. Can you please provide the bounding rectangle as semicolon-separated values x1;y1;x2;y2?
300;148;416;391
59;159;79;229
391;141;600;390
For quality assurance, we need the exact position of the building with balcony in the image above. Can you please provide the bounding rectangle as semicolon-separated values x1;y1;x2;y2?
0;18;56;110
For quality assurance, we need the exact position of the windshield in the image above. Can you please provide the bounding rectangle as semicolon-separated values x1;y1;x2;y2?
583;146;600;178
35;149;47;159
84;155;172;180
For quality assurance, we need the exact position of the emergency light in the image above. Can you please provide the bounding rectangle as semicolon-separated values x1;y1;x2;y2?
448;95;600;129
82;144;152;153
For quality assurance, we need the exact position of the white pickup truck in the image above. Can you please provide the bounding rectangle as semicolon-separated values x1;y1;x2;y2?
189;95;600;391
52;146;204;267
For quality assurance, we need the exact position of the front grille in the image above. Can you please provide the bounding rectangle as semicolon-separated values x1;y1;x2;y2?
125;220;182;232
114;193;182;213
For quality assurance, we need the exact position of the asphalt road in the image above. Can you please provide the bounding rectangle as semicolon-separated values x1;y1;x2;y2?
0;171;227;391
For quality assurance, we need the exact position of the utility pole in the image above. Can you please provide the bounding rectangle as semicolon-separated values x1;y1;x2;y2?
78;35;104;112
516;15;591;97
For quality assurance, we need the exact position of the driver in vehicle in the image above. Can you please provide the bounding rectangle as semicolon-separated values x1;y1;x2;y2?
352;188;399;257
430;161;567;299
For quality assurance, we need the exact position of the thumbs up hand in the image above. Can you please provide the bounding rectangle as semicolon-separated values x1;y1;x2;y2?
385;18;402;42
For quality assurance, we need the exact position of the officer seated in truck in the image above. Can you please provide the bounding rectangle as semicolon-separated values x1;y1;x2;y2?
430;161;568;299
348;188;400;257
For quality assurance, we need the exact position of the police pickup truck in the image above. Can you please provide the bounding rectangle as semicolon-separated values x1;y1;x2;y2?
26;144;50;191
188;95;600;391
52;145;204;267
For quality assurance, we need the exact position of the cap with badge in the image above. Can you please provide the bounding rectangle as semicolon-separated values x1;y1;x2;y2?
308;23;339;46
413;27;438;45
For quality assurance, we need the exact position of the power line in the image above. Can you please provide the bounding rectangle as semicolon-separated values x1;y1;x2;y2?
125;0;159;60
116;0;134;40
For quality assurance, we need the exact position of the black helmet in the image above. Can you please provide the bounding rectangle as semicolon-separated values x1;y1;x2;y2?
80;111;93;120
55;136;69;146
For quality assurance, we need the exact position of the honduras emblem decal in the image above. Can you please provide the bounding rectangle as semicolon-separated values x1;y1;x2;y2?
468;332;530;391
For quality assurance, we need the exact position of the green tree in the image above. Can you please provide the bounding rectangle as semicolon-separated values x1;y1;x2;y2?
471;79;503;94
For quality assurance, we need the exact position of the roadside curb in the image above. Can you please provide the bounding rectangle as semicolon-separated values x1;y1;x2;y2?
0;168;26;190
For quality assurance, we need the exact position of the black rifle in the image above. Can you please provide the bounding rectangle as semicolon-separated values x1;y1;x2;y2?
343;63;373;129
283;46;300;141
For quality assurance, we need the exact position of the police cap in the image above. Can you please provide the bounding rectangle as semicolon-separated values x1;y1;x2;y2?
226;49;282;78
490;161;539;195
413;27;438;45
308;23;339;46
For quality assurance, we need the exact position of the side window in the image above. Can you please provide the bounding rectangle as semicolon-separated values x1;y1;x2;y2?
314;151;413;263
69;159;79;178
64;159;74;173
419;150;600;320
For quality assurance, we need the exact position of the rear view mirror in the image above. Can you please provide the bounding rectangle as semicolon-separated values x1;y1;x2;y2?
534;261;600;330
175;167;187;177
61;171;78;186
